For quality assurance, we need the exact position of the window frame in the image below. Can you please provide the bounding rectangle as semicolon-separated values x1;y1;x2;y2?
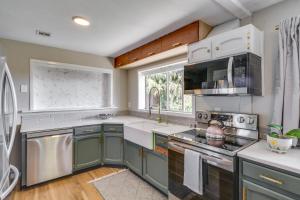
138;60;195;117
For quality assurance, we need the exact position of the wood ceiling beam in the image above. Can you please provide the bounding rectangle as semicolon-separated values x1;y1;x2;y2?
213;0;252;19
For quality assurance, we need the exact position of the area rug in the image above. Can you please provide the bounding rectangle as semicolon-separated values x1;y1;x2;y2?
91;169;167;200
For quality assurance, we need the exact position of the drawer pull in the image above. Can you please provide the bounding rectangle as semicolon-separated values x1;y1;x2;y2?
259;174;283;185
207;49;210;53
216;46;220;51
172;42;182;47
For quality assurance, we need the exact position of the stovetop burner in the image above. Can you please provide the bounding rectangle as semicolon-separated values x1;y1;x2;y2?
170;128;256;156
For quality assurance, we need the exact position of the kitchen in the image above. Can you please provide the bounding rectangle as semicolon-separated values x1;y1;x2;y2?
1;0;300;200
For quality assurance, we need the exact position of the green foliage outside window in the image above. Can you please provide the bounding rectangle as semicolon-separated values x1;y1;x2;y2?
145;69;192;113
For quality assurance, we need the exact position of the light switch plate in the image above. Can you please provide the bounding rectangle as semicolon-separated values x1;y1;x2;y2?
20;84;28;93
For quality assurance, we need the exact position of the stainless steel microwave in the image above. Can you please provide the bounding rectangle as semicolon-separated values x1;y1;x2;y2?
184;53;262;96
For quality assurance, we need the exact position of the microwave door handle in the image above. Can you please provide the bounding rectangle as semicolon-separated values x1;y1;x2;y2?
3;61;18;156
227;57;234;88
0;165;19;200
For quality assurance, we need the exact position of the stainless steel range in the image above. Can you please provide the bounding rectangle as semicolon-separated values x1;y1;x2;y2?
168;111;259;200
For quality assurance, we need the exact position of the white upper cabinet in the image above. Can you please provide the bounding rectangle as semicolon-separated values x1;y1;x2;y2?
188;39;211;63
188;24;263;64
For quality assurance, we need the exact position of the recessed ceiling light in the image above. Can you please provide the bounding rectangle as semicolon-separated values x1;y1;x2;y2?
72;16;90;26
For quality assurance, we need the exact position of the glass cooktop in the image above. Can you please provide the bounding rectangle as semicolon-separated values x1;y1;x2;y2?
171;129;255;153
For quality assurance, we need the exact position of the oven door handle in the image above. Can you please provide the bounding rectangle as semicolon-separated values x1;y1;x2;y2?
168;141;234;172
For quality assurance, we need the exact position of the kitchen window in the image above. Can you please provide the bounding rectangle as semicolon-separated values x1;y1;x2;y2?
139;61;193;114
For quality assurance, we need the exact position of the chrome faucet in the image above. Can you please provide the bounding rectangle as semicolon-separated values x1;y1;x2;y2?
148;87;162;123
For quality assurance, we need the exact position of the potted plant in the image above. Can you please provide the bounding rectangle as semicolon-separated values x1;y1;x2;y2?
267;123;293;153
285;129;300;147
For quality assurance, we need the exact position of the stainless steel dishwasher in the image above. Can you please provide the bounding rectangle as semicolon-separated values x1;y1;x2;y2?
25;129;73;186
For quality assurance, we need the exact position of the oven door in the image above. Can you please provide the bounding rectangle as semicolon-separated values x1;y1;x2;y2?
168;141;238;200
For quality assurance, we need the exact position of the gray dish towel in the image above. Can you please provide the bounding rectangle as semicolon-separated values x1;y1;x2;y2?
183;149;203;195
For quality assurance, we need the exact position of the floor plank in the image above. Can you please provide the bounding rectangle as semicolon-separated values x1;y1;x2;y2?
11;167;122;200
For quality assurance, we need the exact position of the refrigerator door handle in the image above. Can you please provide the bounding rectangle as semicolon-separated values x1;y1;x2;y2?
0;165;19;200
1;59;18;157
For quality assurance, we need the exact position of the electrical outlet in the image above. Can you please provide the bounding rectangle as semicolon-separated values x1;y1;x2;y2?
214;107;222;111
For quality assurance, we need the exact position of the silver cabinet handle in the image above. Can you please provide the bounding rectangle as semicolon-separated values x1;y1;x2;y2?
259;174;283;185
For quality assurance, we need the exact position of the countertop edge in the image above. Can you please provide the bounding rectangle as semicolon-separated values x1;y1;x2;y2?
238;141;300;175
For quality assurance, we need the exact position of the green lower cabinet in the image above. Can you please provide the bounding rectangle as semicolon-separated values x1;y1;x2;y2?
74;133;102;171
103;133;124;165
124;140;143;176
240;159;300;200
242;180;294;200
142;148;168;195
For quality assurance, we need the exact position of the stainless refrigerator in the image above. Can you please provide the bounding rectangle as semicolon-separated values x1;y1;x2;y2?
0;57;19;200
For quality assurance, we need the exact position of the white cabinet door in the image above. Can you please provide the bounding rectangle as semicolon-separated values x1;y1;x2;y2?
188;39;212;64
212;27;248;59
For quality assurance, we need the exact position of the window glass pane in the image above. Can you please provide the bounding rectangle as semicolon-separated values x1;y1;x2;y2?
143;62;192;113
184;95;192;113
145;73;167;110
168;70;183;111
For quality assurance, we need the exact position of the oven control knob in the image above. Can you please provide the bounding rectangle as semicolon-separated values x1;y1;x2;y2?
197;113;202;119
238;116;245;123
247;117;255;124
203;114;208;119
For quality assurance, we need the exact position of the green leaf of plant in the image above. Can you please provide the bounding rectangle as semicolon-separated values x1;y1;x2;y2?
285;129;300;138
269;132;279;138
268;123;283;131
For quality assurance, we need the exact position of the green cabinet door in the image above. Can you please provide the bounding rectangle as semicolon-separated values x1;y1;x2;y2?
143;148;168;194
242;180;294;200
103;133;124;165
74;133;102;171
124;140;143;176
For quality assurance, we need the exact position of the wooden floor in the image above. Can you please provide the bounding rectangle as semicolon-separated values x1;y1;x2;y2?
11;167;122;200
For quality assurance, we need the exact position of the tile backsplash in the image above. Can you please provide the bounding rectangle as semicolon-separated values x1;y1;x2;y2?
195;96;253;113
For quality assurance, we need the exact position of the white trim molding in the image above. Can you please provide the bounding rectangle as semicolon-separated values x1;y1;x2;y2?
30;59;113;111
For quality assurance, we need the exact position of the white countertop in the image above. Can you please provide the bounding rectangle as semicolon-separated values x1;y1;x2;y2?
21;115;191;136
238;140;300;175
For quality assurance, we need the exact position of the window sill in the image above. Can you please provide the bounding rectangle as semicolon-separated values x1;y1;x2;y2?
136;109;194;118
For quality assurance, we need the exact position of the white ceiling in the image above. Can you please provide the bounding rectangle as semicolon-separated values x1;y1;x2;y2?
0;0;284;57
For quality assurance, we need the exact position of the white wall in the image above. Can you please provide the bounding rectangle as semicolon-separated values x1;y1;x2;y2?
127;0;300;129
0;38;128;112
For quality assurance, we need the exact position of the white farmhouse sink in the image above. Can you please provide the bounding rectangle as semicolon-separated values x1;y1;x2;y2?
124;121;168;150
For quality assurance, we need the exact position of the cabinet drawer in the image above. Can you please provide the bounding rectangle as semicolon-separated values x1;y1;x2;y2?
243;161;300;196
154;134;168;157
155;134;168;149
161;21;199;51
128;48;142;63
141;39;162;58
74;125;102;135
115;53;129;67
103;124;123;133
